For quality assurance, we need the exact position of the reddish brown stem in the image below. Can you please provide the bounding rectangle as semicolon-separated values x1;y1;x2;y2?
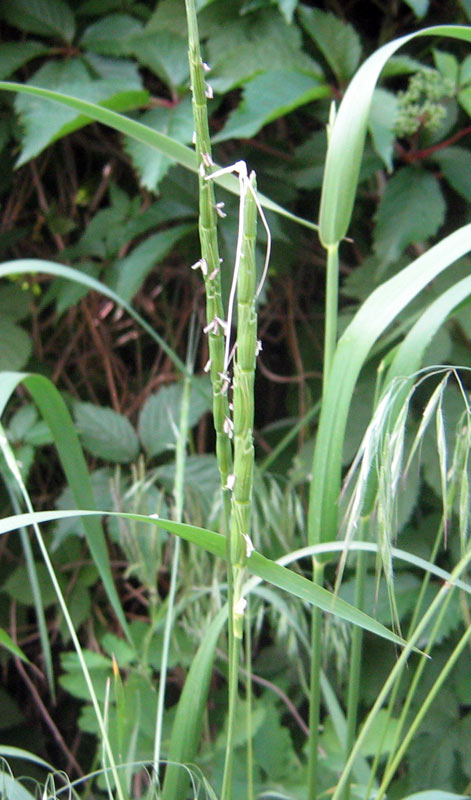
397;124;471;164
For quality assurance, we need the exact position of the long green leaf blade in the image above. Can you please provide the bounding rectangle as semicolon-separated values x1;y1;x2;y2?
0;372;131;642
319;25;471;246
0;508;415;650
0;81;317;231
308;223;471;548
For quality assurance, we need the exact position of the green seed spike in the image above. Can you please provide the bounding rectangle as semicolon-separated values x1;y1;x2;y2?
230;170;258;637
185;0;232;492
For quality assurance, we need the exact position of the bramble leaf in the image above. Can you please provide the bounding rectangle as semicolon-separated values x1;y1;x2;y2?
374;168;445;263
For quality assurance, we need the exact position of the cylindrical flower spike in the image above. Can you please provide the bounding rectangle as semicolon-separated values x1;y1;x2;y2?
185;0;232;491
230;170;258;637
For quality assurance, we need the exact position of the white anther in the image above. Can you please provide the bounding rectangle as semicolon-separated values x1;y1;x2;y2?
202;62;211;73
223;416;234;438
242;532;255;557
215;202;226;218
192;131;197;145
209;267;220;280
201;152;214;168
255;340;263;355
234;597;247;616
205;83;213;99
204;359;211;373
226;473;236;490
190;257;208;276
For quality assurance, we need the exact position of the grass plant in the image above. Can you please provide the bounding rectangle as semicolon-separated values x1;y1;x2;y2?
1;6;471;800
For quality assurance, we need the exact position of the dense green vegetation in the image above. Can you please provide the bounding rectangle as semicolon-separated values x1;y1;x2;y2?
1;1;471;799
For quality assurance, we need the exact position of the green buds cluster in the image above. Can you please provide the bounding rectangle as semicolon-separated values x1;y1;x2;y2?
395;68;454;138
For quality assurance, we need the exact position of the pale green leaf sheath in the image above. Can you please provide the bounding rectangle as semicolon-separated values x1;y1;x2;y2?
186;0;232;493
230;171;258;638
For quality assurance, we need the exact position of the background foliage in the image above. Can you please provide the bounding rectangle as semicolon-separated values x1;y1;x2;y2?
1;0;471;798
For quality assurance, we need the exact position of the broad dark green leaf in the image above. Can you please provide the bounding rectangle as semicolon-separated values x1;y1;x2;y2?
369;88;397;171
74;402;140;463
15;59;147;166
123;99;195;191
107;224;194;301
0;320;32;371
138;378;211;457
2;0;76;42
2;562;58;607
131;30;189;90
374;168;446;263
206;6;321;93
432;146;471;200
80;13;143;56
298;4;362;83
0;42;49;80
213;70;329;143
433;48;459;83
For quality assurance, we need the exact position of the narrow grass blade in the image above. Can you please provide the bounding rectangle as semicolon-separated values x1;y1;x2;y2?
0;81;317;231
0;259;189;377
0;372;130;642
0;509;416;650
386;276;471;384
308;223;471;549
0;629;30;663
319;25;471;246
161;607;227;800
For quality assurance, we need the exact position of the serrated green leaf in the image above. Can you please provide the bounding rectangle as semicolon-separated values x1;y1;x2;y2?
369;88;398;171
0;320;32;370
0;283;33;322
7;404;37;441
206;7;320;93
213;70;329;143
431;146;471;200
2;562;57;607
131;30;189;90
80;13;143;56
138;379;211;457
433;48;459;84
374;168;445;263
2;0;76;42
0;42;49;81
298;4;362;83
81;52;142;85
107;224;194;301
74;402;140;463
123;98;195;191
15;59;147;166
402;0;429;18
